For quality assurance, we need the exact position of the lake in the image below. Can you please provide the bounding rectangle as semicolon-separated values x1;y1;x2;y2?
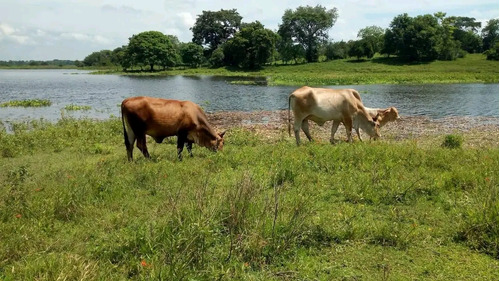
0;69;498;124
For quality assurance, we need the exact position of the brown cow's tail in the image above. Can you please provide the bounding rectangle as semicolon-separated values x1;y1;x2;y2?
122;113;130;150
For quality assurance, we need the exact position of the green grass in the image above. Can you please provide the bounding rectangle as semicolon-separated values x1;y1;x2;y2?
0;99;52;107
95;54;499;86
0;118;498;280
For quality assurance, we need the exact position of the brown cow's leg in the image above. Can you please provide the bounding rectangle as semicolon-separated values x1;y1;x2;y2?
301;120;313;142
125;131;135;161
186;141;194;157
330;121;341;144
177;133;187;161
136;134;150;158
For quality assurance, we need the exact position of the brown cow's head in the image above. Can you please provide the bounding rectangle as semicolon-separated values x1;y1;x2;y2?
213;131;226;151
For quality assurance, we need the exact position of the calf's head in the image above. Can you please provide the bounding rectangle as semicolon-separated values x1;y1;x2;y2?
366;114;381;139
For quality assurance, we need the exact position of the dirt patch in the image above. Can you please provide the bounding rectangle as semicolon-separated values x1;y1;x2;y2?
207;110;499;147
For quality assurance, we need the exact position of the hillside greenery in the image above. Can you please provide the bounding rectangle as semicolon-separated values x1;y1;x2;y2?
0;118;497;280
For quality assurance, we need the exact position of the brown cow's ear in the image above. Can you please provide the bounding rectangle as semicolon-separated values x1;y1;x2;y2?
219;131;226;138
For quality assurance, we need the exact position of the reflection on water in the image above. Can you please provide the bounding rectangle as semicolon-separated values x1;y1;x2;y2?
0;69;498;123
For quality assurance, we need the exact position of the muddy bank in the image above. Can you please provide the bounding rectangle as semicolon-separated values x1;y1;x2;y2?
207;110;499;146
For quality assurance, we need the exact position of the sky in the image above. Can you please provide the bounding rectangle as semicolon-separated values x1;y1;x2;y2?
0;0;498;61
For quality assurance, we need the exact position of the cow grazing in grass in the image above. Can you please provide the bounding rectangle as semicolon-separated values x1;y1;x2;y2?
365;107;401;127
121;96;225;161
288;86;380;145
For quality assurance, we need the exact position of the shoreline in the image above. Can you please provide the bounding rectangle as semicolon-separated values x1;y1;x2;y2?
206;110;499;146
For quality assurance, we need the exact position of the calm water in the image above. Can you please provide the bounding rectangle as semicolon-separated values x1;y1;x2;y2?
0;69;498;123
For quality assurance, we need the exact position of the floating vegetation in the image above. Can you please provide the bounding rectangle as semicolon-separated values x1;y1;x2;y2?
0;99;52;107
228;79;268;86
64;104;91;111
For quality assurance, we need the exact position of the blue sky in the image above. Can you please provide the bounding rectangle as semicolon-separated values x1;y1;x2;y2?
0;0;498;60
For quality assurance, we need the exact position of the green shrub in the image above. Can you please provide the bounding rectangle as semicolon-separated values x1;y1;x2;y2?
442;134;463;149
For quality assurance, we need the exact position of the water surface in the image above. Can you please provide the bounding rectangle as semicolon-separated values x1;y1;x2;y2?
0;69;497;123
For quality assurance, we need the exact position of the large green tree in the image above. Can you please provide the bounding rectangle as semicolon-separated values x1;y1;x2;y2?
126;31;177;71
191;9;242;56
278;5;338;62
357;26;384;55
448;16;482;53
223;21;277;69
383;13;462;61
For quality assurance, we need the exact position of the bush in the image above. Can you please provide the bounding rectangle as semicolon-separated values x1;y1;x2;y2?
442;134;463;149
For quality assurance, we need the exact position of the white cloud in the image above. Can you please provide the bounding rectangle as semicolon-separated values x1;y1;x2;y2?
0;23;15;35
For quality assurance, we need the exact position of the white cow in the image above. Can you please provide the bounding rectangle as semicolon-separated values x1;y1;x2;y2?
288;86;380;145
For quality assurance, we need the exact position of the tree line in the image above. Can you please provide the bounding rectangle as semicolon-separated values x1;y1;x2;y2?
82;5;499;70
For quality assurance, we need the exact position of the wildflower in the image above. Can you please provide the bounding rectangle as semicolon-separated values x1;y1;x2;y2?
244;262;250;267
15;214;22;219
141;260;148;267
485;177;491;182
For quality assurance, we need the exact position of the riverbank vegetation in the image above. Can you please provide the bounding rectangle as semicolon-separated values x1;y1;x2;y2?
93;53;498;86
0;118;497;280
0;99;52;107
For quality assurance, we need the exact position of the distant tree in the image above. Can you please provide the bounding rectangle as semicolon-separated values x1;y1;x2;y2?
448;16;482;53
482;19;499;53
83;50;113;67
111;46;126;66
223;21;277;69
323;41;348;60
278;5;338;62
191;9;242;56
126;31;177;71
383;13;462;61
347;40;375;60
357;26;384;54
208;46;225;68
180;43;204;67
276;32;305;64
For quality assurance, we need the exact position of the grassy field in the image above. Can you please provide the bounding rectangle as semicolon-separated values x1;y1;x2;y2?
94;54;499;86
0;118;498;280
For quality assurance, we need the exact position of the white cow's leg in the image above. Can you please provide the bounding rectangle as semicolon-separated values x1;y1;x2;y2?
344;118;353;143
293;119;303;146
301;120;313;142
330;121;341;144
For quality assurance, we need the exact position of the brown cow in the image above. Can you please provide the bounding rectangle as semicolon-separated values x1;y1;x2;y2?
288;86;380;145
121;96;225;161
